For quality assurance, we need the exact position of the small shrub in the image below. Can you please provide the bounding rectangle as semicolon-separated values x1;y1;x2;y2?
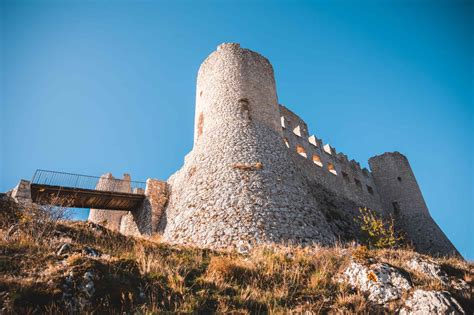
18;198;72;242
355;207;403;249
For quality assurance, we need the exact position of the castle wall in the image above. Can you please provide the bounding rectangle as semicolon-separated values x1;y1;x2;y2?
88;173;131;230
120;178;168;237
161;43;337;250
280;105;383;213
280;106;309;138
154;43;459;258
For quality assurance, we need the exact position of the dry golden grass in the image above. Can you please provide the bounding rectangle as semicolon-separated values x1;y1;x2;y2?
206;255;255;285
0;197;472;314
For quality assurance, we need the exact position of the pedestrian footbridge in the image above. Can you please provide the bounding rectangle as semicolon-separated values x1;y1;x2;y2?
30;169;146;210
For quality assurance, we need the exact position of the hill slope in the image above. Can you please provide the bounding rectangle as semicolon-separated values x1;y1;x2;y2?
0;195;472;314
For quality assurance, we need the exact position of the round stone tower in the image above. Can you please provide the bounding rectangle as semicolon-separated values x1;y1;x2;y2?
369;152;459;256
161;43;336;250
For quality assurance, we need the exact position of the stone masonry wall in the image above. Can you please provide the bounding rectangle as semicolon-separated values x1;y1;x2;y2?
281;112;383;214
88;173;131;230
158;43;459;257
161;43;336;250
120;179;168;237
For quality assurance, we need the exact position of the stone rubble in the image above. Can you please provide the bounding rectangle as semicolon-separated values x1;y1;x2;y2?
82;271;95;297
82;246;100;257
57;243;72;256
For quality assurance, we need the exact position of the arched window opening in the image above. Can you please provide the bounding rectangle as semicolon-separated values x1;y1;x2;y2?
327;163;337;175
284;137;290;148
296;145;307;158
312;154;323;167
197;112;204;138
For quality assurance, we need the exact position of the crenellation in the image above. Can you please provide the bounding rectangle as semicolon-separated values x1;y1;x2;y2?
280;117;382;208
336;153;349;163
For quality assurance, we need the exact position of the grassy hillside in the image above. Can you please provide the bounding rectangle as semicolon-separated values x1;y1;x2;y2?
0;196;472;314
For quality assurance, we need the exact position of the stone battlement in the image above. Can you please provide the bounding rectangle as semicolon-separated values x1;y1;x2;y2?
279;104;378;208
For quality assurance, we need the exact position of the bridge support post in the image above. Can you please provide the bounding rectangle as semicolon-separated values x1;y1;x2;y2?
120;179;168;237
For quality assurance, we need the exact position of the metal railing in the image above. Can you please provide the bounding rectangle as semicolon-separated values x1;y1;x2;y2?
31;169;146;195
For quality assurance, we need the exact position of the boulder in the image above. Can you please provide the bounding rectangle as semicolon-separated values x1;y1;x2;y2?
342;261;412;304
406;257;448;284
399;290;465;315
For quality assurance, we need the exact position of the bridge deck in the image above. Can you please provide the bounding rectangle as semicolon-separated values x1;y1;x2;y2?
31;184;145;210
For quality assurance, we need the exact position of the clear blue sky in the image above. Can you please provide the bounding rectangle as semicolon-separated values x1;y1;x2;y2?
1;0;472;259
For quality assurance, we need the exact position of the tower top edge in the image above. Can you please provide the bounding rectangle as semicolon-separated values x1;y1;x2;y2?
369;151;408;162
217;42;241;51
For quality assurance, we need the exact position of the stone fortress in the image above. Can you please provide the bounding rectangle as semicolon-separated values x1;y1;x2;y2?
84;43;458;257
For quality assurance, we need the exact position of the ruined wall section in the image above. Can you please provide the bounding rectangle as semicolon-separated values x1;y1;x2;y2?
120;179;168;237
161;43;336;250
88;173;131;230
280;105;384;214
369;152;459;256
9;179;32;204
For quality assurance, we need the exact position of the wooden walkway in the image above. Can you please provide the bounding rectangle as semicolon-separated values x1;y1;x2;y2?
30;170;146;210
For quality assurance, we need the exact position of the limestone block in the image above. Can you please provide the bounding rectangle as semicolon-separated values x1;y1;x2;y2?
341;261;412;304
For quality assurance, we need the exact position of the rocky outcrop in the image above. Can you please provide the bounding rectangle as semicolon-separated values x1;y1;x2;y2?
406;256;449;284
342;261;412;304
340;257;470;314
399;290;465;314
